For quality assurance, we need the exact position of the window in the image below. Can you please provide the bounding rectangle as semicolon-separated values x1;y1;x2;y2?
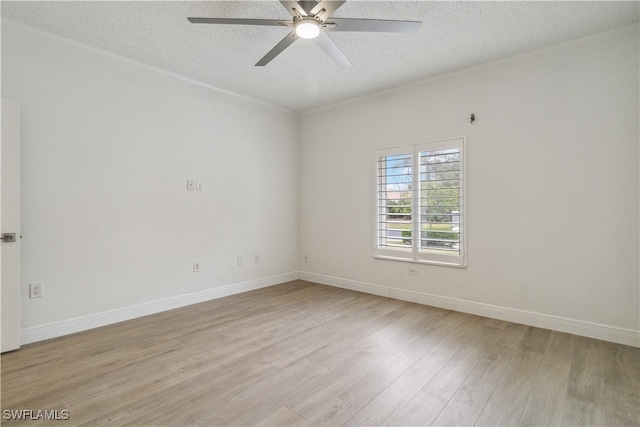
374;137;466;267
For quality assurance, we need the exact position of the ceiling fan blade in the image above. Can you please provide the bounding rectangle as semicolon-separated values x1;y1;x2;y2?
279;0;308;17
298;1;321;15
188;17;291;27
325;18;421;33
314;32;351;69
256;31;299;66
310;0;346;18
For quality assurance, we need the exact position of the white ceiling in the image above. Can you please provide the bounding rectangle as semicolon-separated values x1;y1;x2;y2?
2;1;638;112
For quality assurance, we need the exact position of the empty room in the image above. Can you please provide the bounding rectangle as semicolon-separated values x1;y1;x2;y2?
1;1;638;426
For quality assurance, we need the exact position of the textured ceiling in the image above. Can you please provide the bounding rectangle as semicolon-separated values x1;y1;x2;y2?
2;1;638;112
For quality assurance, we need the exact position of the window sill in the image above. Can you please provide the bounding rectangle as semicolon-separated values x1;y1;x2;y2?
373;254;467;269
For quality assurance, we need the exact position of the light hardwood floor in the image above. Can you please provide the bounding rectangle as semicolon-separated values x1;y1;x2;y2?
2;280;638;426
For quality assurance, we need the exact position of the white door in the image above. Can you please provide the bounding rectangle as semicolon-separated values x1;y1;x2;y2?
1;99;21;352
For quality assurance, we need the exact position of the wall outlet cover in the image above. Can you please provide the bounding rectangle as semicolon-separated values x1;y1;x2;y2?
30;283;43;298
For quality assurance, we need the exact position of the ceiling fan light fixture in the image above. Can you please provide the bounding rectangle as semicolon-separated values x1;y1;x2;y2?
295;18;321;39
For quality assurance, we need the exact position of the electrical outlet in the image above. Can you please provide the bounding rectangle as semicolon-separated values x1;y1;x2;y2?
196;180;203;191
193;261;200;272
237;256;243;266
254;254;259;263
187;180;195;191
30;283;43;298
304;255;308;263
408;268;418;276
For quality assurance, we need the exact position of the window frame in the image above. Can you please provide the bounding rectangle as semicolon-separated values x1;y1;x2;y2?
373;136;467;268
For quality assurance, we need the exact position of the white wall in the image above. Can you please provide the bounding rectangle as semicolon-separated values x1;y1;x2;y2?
299;26;639;342
2;21;299;334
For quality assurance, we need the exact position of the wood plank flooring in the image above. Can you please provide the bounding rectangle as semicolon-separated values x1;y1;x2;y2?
1;280;638;426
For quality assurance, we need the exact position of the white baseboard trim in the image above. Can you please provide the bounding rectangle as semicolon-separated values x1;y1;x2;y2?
299;271;639;347
21;272;299;345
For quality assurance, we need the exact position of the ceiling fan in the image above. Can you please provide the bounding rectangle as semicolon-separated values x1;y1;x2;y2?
188;0;421;69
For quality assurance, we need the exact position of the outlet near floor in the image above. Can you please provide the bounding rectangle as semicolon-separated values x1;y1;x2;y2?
29;283;43;298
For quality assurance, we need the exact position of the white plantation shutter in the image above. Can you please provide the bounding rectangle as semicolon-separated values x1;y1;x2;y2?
416;139;465;265
374;147;413;258
374;138;466;267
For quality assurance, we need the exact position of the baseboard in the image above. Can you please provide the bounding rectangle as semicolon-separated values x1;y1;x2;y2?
21;271;639;348
298;271;640;347
21;272;299;345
